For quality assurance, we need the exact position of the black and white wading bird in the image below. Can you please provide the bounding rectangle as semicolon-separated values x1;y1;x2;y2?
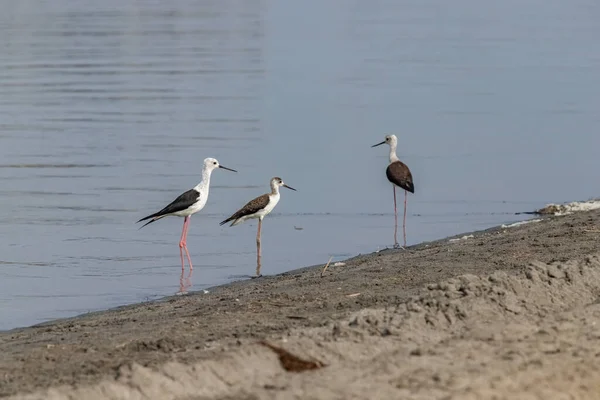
137;158;237;272
372;134;415;249
220;177;296;277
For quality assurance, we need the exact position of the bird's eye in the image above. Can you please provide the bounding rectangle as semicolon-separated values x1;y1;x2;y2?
213;162;217;165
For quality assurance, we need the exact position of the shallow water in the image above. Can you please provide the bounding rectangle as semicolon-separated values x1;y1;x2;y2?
1;0;599;330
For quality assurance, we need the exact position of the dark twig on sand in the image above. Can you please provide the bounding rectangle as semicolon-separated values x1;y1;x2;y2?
320;256;333;278
259;340;326;372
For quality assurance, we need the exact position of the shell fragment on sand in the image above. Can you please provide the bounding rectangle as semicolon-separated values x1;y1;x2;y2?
502;219;542;229
449;234;474;243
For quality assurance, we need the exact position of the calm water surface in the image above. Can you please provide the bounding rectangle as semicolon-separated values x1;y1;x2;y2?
1;0;599;330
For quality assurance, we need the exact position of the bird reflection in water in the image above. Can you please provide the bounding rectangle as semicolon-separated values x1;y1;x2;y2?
178;267;193;295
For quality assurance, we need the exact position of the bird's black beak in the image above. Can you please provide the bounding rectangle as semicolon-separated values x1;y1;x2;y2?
283;184;297;191
371;141;386;148
219;165;237;172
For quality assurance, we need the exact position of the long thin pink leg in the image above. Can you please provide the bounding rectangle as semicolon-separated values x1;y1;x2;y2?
182;216;193;271
393;186;399;248
403;190;408;248
183;247;193;271
255;218;262;277
178;217;188;271
179;247;185;272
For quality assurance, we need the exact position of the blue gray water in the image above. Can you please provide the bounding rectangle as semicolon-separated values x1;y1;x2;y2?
1;0;599;330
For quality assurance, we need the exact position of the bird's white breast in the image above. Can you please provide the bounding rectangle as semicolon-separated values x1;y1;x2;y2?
258;193;280;218
191;190;208;213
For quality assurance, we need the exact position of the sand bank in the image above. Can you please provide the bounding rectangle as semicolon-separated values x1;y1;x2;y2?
2;209;600;399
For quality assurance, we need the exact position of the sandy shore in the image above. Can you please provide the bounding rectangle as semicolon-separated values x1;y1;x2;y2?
2;209;600;399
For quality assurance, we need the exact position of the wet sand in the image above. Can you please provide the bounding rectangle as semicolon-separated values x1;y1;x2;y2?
2;209;600;399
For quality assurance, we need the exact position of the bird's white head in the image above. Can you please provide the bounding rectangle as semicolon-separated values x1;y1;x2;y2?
203;158;237;173
371;134;397;148
371;134;399;163
270;176;296;193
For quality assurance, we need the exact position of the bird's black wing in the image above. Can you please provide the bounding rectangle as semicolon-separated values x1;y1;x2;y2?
386;161;414;193
220;193;270;226
137;189;200;228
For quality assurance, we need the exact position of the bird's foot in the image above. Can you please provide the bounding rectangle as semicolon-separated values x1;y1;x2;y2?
251;274;263;279
393;243;406;250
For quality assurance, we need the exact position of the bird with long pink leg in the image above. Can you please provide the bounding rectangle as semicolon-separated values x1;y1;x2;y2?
137;157;237;272
220;177;296;278
372;134;415;249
